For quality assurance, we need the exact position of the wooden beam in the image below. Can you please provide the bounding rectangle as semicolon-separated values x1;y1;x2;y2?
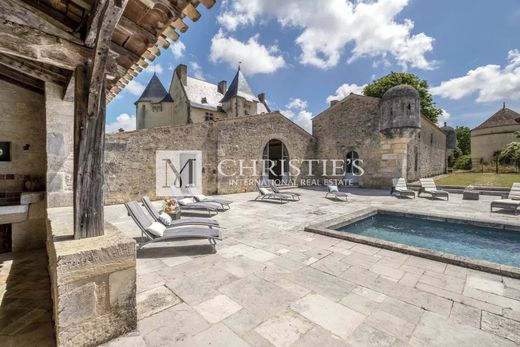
73;64;106;239
0;20;90;70
85;0;108;48
117;16;156;46
199;0;216;9
0;53;68;85
2;0;83;45
182;3;200;22
0;64;44;93
74;0;128;239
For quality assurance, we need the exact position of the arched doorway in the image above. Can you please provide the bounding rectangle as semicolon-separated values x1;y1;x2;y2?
262;139;289;182
345;150;360;183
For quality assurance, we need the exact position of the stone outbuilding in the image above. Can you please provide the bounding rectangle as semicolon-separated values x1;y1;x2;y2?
471;105;520;165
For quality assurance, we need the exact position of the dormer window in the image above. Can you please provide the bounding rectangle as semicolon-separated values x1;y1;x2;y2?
201;97;207;104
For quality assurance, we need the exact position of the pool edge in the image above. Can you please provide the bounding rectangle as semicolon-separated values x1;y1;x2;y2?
304;208;520;279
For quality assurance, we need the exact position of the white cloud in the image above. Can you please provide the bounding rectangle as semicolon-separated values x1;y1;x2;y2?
326;83;367;103
190;62;205;80
124;80;145;96
437;109;450;126
281;97;313;133
143;63;164;74
210;31;286;75
217;0;435;70
431;50;520;103
286;98;308;110
106;113;136;133
170;40;186;59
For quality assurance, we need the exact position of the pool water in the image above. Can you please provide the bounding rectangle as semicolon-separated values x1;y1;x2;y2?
338;214;520;267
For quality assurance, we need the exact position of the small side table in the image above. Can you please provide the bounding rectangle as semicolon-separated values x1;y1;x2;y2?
463;190;480;200
165;209;181;220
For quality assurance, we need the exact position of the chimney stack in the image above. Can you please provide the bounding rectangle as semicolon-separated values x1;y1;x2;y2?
258;93;266;103
176;64;187;86
218;80;227;95
330;100;339;107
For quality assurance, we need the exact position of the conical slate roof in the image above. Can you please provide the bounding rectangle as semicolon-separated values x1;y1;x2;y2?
473;106;520;130
220;67;258;103
135;74;169;104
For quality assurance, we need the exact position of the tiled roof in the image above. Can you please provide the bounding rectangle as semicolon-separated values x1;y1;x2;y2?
185;77;224;111
220;68;258;103
473;107;520;130
135;74;168;104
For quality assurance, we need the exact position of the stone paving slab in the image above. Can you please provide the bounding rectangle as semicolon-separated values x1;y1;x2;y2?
102;187;520;346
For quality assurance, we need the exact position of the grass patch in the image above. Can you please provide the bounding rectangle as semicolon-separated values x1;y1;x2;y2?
435;173;520;187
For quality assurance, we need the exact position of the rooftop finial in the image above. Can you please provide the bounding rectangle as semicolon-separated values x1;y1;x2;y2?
444;122;447;127
238;61;242;71
504;102;506;110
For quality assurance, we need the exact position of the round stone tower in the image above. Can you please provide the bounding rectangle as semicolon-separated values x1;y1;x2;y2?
441;122;457;150
379;84;421;137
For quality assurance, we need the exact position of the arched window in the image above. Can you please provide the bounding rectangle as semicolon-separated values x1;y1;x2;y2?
346;151;360;175
262;139;289;182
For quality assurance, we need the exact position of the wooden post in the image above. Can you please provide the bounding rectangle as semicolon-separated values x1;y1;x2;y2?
73;64;106;239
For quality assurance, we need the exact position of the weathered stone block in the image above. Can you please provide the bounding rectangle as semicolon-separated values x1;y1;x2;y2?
59;282;96;328
110;268;137;308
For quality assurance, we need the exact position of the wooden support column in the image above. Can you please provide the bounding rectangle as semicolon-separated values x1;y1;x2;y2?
73;0;127;239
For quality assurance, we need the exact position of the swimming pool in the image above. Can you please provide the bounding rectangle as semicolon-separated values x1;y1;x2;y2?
338;214;520;268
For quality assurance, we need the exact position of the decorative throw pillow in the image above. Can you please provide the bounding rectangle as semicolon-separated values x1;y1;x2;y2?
146;222;166;237
259;187;270;195
177;198;193;206
511;196;520;200
193;195;206;202
159;212;172;226
329;185;339;192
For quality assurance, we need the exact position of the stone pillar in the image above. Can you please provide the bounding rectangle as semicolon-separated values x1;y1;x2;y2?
45;82;74;208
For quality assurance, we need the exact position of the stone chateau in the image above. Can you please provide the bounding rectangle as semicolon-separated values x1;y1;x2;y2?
135;64;271;128
105;70;455;203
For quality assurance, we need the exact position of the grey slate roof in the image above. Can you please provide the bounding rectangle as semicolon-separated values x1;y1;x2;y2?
135;74;170;104
473;107;520;131
220;68;259;103
185;77;224;111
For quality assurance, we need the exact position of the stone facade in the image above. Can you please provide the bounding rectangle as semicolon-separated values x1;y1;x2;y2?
105;112;316;204
46;211;137;347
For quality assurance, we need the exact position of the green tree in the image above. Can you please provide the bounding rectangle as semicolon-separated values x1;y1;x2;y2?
363;72;443;123
499;142;520;171
455;126;471;155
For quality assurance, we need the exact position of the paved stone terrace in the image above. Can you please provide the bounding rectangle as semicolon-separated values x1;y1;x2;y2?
103;188;520;347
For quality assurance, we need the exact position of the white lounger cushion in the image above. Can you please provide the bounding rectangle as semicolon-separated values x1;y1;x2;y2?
328;185;339;192
259;187;270;195
146;222;166;237
177;198;194;206
159;212;173;226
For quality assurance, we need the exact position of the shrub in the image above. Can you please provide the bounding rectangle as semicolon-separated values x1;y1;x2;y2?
453;154;472;170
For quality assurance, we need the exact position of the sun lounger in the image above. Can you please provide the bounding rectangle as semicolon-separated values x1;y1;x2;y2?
125;201;221;249
269;181;300;201
142;196;220;228
419;178;449;200
186;186;233;209
171;186;221;215
491;183;520;215
325;185;348;201
255;182;293;203
391;178;415;198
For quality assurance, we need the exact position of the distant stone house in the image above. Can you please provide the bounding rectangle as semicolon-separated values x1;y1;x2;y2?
135;64;270;129
106;82;453;202
471;105;520;165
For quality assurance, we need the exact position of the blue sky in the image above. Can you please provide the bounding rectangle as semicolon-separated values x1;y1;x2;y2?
107;0;520;133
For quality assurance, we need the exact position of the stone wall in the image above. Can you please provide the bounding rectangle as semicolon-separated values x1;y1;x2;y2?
46;208;136;347
105;112;315;204
407;116;447;180
45;82;74;208
0;79;46;192
471;125;520;165
313;94;446;188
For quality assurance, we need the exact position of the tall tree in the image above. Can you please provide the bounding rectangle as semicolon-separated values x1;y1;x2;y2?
455;126;471;155
363;72;443;123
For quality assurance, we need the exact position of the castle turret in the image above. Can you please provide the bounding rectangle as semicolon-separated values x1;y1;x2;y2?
379;85;421;136
441;122;457;150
